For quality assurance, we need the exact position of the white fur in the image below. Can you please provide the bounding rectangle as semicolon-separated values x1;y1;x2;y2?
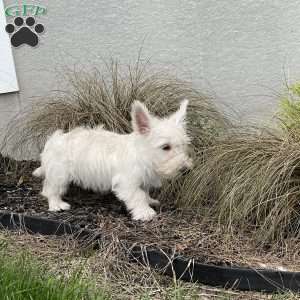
33;100;192;221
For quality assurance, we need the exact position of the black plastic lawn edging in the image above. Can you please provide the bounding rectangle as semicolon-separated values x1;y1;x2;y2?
0;211;101;243
130;246;300;292
0;211;300;293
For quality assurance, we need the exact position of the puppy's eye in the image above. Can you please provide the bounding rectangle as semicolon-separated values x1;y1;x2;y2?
161;144;171;151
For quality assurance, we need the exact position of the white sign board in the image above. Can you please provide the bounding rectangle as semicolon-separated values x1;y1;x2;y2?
0;0;19;94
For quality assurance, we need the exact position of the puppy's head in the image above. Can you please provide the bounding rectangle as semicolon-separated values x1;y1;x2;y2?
131;99;193;178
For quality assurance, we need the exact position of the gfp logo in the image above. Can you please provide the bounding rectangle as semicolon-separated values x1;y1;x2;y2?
5;4;46;47
5;4;46;17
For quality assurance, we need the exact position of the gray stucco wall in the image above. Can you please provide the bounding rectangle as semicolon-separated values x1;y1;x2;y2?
2;0;300;155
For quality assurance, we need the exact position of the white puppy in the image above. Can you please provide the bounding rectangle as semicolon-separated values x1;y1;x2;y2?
33;100;192;221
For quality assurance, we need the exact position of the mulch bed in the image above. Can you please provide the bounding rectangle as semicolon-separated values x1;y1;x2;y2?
1;159;300;272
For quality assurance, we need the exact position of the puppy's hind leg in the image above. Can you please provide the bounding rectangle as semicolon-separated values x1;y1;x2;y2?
42;170;71;212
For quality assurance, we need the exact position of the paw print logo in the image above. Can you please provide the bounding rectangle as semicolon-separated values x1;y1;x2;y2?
5;17;45;47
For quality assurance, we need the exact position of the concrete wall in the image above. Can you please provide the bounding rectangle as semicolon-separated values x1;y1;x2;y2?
2;0;300;145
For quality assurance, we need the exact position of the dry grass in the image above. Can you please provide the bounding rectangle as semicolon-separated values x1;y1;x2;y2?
90;209;300;272
157;81;300;243
1;230;290;300
0;231;224;299
173;128;300;243
160;83;300;243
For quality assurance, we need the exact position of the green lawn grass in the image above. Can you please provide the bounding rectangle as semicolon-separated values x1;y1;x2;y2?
0;240;110;300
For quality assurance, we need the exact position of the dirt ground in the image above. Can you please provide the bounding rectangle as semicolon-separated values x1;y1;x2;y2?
1;160;300;273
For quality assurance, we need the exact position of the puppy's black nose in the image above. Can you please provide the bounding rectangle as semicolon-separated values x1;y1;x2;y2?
179;166;190;175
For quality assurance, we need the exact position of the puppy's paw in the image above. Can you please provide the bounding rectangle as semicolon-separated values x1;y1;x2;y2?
148;197;160;207
132;206;157;221
49;201;71;212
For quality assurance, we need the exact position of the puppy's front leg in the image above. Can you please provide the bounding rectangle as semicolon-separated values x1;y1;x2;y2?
112;176;157;221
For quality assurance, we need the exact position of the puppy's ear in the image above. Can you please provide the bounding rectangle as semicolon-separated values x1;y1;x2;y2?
171;99;189;125
131;101;152;134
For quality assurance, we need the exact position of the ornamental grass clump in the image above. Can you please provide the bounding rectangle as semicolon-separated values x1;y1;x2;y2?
2;61;230;159
173;83;300;243
168;83;300;243
173;128;300;242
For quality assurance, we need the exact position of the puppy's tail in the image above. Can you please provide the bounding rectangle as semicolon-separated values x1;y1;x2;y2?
32;166;44;178
49;129;64;140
